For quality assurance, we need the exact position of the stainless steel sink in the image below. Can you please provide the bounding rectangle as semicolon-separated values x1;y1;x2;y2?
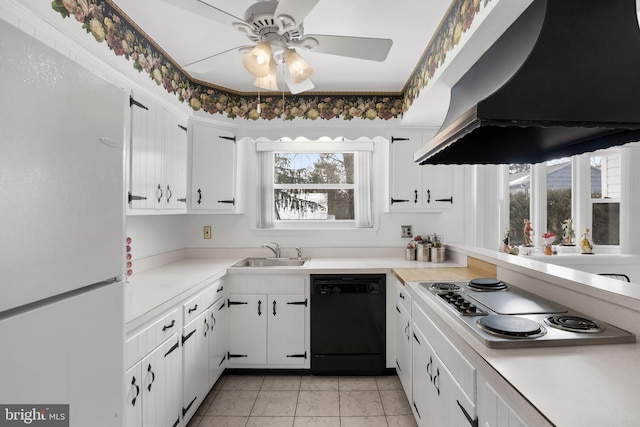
232;257;310;268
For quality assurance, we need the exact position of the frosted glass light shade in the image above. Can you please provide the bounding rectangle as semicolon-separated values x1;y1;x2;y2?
284;49;313;84
254;59;278;90
242;42;272;77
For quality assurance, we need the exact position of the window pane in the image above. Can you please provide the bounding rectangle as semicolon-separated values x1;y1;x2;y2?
274;153;354;185
274;189;354;220
509;164;531;246
546;158;572;241
592;202;620;245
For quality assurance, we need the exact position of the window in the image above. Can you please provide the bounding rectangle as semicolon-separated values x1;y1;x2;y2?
508;164;531;246
257;140;374;229
590;154;620;245
546;158;572;241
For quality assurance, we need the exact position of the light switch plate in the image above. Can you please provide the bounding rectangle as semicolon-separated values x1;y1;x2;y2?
203;226;212;239
401;225;413;238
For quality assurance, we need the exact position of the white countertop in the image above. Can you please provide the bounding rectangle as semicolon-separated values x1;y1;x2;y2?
407;280;640;427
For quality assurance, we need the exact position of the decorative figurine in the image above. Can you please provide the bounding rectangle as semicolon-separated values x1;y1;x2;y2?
502;228;518;255
580;227;593;254
541;232;556;255
561;218;575;245
523;219;534;246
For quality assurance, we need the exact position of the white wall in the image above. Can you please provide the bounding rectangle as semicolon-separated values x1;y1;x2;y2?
126;215;187;260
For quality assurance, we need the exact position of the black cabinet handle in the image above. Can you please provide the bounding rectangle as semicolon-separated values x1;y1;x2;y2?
427;356;433;381
427;189;431;204
286;351;307;359
147;364;155;392
164;341;179;357
217;199;235;205
204;318;209;336
390;197;409;205
182;329;196;344
405;322;410;339
435;197;454;204
457;400;479;427
130;376;140;406
188;304;198;314
162;319;175;331
197;188;202;205
287;299;308;307
433;367;440;396
273;300;277;316
258;300;262;316
414;189;418;204
399;292;405;300
182;396;197;416
156;184;163;204
217;286;224;293
166;185;172;203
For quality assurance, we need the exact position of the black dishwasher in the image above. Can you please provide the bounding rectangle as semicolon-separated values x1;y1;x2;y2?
310;274;386;375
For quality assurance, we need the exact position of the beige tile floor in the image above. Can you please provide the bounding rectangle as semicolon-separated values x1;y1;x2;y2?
187;374;418;427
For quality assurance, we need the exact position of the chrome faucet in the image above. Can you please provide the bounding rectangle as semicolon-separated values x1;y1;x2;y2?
295;247;303;259
262;242;281;258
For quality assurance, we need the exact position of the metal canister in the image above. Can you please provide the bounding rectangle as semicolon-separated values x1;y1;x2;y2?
431;247;446;263
405;247;416;261
417;243;431;261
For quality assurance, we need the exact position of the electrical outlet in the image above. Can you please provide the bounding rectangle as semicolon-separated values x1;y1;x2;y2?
203;226;212;239
401;225;413;238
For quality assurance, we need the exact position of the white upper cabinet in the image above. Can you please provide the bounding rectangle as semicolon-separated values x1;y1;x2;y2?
127;92;188;213
388;131;455;212
190;120;243;213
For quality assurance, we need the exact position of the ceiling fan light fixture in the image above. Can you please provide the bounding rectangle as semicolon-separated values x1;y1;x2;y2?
242;42;272;77
253;59;278;91
284;48;313;84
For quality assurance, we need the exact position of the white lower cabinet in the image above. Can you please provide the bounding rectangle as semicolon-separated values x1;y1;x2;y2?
411;302;476;427
124;334;181;427
478;373;530;427
209;297;228;385
395;283;412;400
181;310;210;423
226;274;309;368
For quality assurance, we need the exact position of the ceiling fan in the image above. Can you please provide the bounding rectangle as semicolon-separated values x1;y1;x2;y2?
162;0;393;94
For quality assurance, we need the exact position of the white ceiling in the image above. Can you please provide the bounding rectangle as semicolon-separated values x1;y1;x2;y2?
112;0;454;93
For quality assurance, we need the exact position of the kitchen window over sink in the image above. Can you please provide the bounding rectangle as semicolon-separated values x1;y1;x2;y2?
256;138;374;229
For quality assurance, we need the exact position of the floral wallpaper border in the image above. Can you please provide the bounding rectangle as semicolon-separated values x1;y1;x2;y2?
51;0;489;121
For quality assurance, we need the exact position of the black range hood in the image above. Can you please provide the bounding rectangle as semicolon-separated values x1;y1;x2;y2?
415;0;640;165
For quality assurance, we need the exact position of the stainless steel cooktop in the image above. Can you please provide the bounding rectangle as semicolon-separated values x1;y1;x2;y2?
418;279;635;349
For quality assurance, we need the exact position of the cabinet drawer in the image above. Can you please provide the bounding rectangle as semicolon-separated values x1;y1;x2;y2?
126;309;181;369
396;280;412;314
412;301;476;402
183;285;216;324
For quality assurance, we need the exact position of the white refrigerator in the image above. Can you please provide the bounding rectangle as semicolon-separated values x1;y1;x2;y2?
0;19;126;426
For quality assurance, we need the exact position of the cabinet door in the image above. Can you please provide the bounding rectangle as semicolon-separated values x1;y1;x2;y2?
227;294;267;365
190;122;237;211
162;335;182;427
129;93;160;209
267;294;307;365
209;297;227;386
411;325;430;425
389;132;423;210
141;343;166;427
422;165;454;209
163;110;188;210
182;313;210;422
478;374;529;427
395;303;412;399
124;363;142;427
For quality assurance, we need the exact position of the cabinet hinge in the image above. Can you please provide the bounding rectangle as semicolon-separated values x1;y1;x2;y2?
413;332;421;345
413;401;421;419
227;300;248;307
390;197;410;205
435;196;454;204
172;417;180;427
178;124;187;132
128;192;147;203
457;400;479;427
218;355;226;367
217;198;235;205
164;340;179;357
227;352;248;359
286;351;307;359
182;396;197;416
129;96;148;110
219;135;236;143
182;329;196;344
287;299;308;307
391;136;410;144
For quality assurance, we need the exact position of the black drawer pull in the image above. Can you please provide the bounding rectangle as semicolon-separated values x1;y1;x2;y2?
217;286;224;293
162;319;175;331
273;300;277;316
188;304;198;314
147;364;155;392
130;376;140;406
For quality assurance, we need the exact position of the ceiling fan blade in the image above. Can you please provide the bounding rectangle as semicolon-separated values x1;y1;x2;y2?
284;69;314;94
160;0;246;28
273;0;319;32
297;35;393;62
183;46;251;74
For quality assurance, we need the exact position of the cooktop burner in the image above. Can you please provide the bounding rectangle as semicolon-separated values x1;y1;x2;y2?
544;315;604;333
478;315;547;338
467;277;508;292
